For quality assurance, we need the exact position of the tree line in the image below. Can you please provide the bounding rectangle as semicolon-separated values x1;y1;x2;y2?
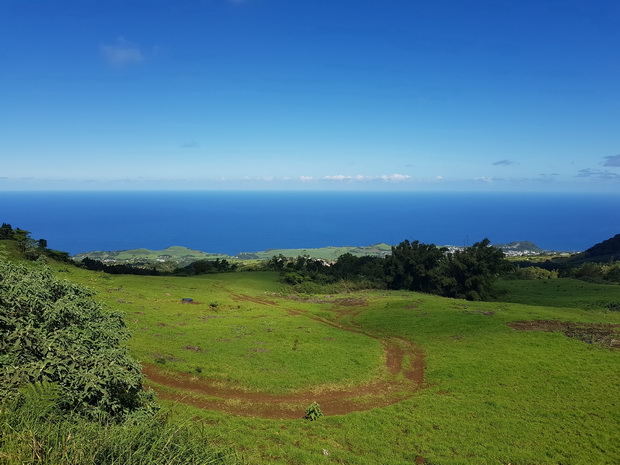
267;238;512;301
78;257;238;276
514;261;620;284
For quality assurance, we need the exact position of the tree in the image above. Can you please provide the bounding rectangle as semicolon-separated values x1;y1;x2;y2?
266;254;288;271
438;238;511;300
0;223;13;240
384;240;446;293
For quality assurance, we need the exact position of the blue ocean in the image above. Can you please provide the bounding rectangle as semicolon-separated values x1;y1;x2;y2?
1;191;619;255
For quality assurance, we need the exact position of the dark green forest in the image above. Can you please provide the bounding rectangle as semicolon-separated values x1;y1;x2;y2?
269;238;511;301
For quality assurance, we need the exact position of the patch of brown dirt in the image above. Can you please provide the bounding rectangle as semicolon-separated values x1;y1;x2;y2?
183;345;203;352
508;320;620;347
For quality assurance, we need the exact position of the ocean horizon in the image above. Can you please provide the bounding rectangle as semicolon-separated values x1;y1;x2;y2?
1;190;619;255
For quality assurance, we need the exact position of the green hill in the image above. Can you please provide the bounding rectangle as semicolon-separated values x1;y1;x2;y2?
73;243;394;265
560;233;620;265
580;233;620;261
493;240;544;254
73;246;232;267
237;243;393;260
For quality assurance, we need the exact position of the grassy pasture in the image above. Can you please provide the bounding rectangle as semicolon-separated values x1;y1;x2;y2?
238;243;393;260
50;264;620;465
52;268;386;394
496;277;620;310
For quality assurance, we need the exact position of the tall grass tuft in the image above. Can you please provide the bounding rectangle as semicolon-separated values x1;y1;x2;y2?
0;388;239;465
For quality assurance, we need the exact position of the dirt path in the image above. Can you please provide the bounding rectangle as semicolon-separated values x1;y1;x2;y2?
508;320;620;348
143;294;425;419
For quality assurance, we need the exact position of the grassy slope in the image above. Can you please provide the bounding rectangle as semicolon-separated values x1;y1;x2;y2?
48;262;620;465
53;267;386;393
495;277;620;309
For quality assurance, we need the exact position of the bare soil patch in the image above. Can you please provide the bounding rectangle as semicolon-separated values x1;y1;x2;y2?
508;320;620;347
183;345;204;352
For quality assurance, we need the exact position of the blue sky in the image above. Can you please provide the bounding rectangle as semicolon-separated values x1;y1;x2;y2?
1;0;619;192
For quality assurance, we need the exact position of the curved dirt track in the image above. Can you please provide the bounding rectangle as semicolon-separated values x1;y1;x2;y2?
143;294;425;419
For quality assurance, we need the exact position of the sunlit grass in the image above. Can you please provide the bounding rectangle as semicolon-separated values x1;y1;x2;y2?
49;263;620;464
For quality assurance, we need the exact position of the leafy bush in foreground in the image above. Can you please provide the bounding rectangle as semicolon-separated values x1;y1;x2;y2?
0;261;155;420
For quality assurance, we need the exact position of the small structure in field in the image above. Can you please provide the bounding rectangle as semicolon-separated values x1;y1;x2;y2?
181;298;194;304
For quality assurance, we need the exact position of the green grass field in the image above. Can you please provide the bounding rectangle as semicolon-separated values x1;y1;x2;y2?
495;277;620;310
41;258;620;465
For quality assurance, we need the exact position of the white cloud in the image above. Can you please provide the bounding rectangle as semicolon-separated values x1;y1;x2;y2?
243;176;275;182
101;37;144;67
324;174;352;181
379;174;411;182
300;176;315;182
323;174;411;183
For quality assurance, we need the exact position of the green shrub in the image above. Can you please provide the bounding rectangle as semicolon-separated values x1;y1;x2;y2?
0;262;156;421
515;266;558;280
304;401;323;421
